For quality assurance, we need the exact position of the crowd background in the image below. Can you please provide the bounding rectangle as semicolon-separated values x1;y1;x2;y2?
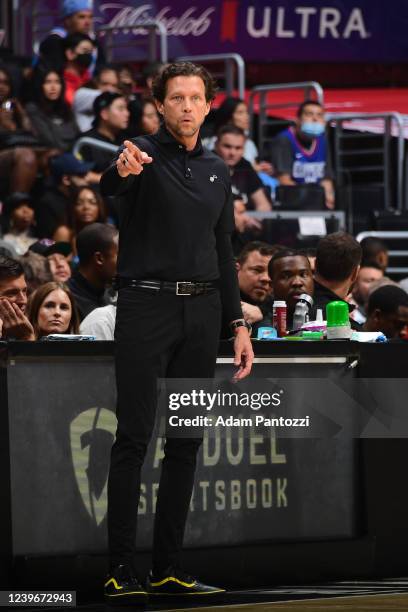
0;0;408;342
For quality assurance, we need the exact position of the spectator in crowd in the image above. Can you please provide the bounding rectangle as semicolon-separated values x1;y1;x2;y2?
129;97;160;137
314;232;362;326
360;236;389;272
0;65;59;197
38;0;105;75
80;303;116;340
28;281;79;339
349;263;384;325
78;92;129;175
363;285;408;339
268;249;314;330
2;193;37;255
234;241;275;334
215;125;272;211
142;61;164;96
270;100;335;209
0;65;33;135
117;64;137;98
0;65;39;197
68;222;118;320
53;185;107;245
25;68;79;151
29;239;72;283
63;33;96;106
36;153;93;238
19;250;53;295
73;65;120;132
0;254;34;339
205;97;258;163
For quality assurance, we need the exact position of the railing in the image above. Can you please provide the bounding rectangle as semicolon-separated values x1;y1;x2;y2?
13;2;168;63
248;210;345;229
327;112;405;212
356;230;408;274
72;137;118;159
97;21;168;64
175;53;245;100
248;81;324;155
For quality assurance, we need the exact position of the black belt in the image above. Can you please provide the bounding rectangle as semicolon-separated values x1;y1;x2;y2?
116;278;218;296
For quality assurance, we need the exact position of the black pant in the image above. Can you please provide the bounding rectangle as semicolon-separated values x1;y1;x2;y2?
108;286;222;572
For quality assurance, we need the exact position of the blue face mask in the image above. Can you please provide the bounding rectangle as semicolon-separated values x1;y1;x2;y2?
300;121;325;137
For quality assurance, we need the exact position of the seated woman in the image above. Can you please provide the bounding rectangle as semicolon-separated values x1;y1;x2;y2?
52;185;107;247
0;64;59;197
25;68;79;151
27;281;80;339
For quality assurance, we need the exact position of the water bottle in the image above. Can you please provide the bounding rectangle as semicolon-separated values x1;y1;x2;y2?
292;294;314;331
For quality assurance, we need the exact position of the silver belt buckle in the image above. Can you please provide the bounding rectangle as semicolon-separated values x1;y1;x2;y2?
176;281;193;295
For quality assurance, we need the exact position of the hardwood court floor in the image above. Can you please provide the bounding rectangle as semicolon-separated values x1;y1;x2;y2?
154;580;408;612
161;593;408;611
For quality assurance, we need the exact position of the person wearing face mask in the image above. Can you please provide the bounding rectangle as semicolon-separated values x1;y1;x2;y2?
270;100;335;209
37;0;105;76
63;33;96;106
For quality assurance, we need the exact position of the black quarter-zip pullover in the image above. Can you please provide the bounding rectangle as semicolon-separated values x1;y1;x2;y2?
100;125;242;323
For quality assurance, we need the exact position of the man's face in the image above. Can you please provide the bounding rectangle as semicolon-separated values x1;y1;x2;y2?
48;253;71;283
102;97;130;132
271;256;314;311
353;267;383;306
376;306;408;339
237;250;272;303
216;133;245;167
65;10;93;34
156;76;210;141
0;275;28;312
298;103;325;128
97;70;119;93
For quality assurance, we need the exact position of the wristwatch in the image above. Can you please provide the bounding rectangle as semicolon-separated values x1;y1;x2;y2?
230;319;252;335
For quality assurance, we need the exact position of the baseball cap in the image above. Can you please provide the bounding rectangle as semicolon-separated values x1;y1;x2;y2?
50;153;94;179
92;91;124;127
62;0;93;18
29;239;72;258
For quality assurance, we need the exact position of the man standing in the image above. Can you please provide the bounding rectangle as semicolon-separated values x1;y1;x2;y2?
100;62;253;604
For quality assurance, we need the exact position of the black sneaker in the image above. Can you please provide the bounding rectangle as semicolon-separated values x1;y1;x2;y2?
146;566;225;597
104;564;148;605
